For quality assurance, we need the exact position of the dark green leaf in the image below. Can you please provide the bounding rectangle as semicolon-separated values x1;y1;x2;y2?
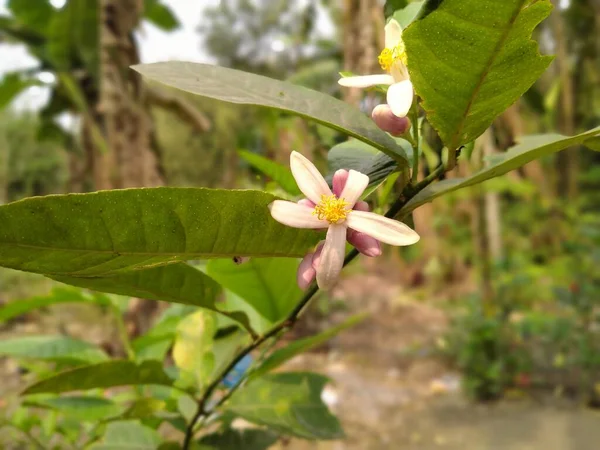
8;0;54;32
132;62;409;164
404;0;553;150
199;429;278;450
23;360;174;395
23;396;125;421
0;73;40;110
252;315;365;378
401;128;600;214
87;420;161;450
0;188;320;277
226;372;343;440
144;0;180;31
391;1;424;28
0;335;108;364
238;150;301;196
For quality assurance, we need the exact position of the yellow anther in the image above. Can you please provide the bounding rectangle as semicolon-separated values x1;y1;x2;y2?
378;41;407;72
313;194;350;224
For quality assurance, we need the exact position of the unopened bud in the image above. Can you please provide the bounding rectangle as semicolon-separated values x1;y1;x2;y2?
371;104;411;136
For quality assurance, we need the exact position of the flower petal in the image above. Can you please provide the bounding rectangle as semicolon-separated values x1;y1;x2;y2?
297;198;315;208
290;151;332;204
387;80;413;118
385;19;403;49
346;210;420;246
332;169;349;197
269;200;327;229
311;241;325;271
338;74;394;88
297;252;316;290
316;224;346;291
339;170;369;207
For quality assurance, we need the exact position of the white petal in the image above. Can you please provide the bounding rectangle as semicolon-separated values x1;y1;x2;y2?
387;80;413;118
316;224;346;291
338;74;394;88
385;19;403;49
269;201;328;229
339;170;369;208
391;62;409;82
346;210;420;246
290;151;332;204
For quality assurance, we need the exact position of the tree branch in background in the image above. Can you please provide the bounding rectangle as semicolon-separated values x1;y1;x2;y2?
147;87;212;133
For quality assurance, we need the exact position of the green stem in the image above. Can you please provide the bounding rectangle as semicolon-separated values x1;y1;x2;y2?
410;106;420;184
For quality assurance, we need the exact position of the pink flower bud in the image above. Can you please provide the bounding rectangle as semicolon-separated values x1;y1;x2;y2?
371;104;411;136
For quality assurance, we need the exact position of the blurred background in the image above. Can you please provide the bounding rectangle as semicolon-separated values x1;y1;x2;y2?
0;0;600;448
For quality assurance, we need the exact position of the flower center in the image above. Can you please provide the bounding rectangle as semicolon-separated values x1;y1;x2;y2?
378;41;407;72
313;194;350;224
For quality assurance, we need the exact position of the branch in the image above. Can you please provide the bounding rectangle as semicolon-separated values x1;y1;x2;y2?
147;87;211;132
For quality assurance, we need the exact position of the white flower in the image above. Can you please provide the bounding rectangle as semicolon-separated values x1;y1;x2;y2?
338;19;413;118
269;151;420;290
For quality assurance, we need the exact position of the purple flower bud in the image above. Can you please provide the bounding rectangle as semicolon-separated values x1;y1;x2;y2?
371;104;411;136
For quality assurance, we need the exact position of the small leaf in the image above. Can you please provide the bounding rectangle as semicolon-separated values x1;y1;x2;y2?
87;420;161;450
132;62;409;164
199;428;279;450
252;315;365;378
238;150;301;196
404;0;554;150
0;72;40;110
0;336;108;364
122;398;167;420
391;1;424;28
226;372;343;440
401;128;600;215
0;188;320;277
23;360;173;395
384;0;408;19
144;0;179;31
23;396;125;421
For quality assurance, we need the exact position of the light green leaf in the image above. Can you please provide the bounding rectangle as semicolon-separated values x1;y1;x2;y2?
391;1;424;28
0;287;109;324
207;258;303;329
199;429;279;450
238;150;301;196
384;0;408;19
87;420;161;450
132;62;409;164
23;396;125;421
401;128;600;215
0;336;108;364
220;291;272;336
404;0;553;150
226;372;343;440
23;360;174;395
252;315;365;378
0;73;41;110
122;398;168;420
0;188;320;277
585;136;600;152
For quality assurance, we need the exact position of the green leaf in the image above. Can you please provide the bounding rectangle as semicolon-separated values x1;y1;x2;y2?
87;420;161;450
384;0;408;19
23;360;174;395
584;136;600;152
144;0;180;31
23;396;125;421
0;287;109;324
132;62;409;164
199;429;279;450
122;398;167;420
400;128;600;215
8;0;54;32
391;1;424;28
404;0;553;150
207;258;303;328
0;188;320;277
238;150;301;196
0;73;40;110
0;336;108;364
226;372;343;440
252;315;365;378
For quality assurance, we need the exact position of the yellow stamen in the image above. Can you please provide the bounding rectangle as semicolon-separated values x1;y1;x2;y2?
313;194;350;224
378;41;407;72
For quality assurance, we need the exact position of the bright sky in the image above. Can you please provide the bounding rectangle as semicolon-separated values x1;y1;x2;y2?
0;0;217;110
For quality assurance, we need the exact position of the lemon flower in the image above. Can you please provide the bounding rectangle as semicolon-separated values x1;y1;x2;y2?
338;19;413;118
269;152;420;290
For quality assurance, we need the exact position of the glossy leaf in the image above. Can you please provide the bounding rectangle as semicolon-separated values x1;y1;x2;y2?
132;62;409;164
23;396;125;421
87;420;161;450
227;372;343;440
23;360;174;395
0;188;320;277
252;314;365;378
0;336;108;364
207;258;303;328
199;429;279;450
404;0;553;150
401;128;600;215
238;150;301;196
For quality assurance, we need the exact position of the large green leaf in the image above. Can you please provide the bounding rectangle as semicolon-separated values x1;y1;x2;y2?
87;420;161;450
132;62;409;164
23;360;173;395
0;336;108;364
238;150;301;196
404;0;553;150
0;287;109;323
252;315;365;378
0;188;320;277
24;396;125;421
207;258;303;327
199;429;279;450
226;372;343;440
400;128;600;215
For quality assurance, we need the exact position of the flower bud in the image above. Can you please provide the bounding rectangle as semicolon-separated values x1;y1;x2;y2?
371;104;411;136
